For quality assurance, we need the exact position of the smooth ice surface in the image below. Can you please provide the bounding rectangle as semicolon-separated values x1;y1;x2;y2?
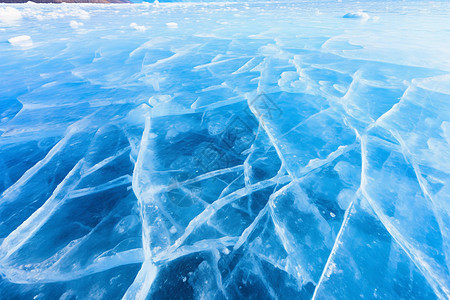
0;1;449;299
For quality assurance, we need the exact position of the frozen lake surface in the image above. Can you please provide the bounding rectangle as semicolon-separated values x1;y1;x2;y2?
0;1;449;299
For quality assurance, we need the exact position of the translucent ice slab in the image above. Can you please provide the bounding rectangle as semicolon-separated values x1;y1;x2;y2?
0;1;449;299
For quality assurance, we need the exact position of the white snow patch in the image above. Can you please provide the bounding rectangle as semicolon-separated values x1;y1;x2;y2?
166;22;178;28
8;35;33;48
70;20;84;29
73;9;90;20
130;22;147;32
0;7;22;24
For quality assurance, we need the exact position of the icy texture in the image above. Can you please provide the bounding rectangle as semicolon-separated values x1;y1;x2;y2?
0;1;449;299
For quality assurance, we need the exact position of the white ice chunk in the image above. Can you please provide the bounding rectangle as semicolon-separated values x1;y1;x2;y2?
343;11;370;20
130;22;147;32
166;22;178;29
0;7;22;24
70;20;84;29
8;35;33;48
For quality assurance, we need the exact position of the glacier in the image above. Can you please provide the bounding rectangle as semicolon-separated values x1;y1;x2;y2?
0;1;449;299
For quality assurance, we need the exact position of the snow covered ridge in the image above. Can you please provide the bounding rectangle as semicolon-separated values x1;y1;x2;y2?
0;1;450;299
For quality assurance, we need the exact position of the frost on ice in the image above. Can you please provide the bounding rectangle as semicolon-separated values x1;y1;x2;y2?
0;1;449;300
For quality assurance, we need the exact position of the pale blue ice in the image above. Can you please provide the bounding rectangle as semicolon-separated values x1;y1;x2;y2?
0;1;449;299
